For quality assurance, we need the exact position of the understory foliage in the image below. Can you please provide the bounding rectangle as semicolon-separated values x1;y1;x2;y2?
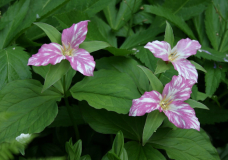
0;0;228;159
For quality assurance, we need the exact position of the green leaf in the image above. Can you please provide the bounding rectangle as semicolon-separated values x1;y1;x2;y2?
120;148;128;160
79;41;111;53
80;155;91;160
103;0;117;29
213;0;228;21
190;60;207;73
0;46;31;90
125;141;166;160
0;0;13;8
196;46;227;62
0;79;62;143
42;60;71;93
144;5;196;39
197;92;208;101
106;47;134;56
66;139;82;160
80;102;145;141
34;22;61;44
205;4;221;51
49;106;85;128
159;68;178;85
205;63;222;96
133;11;154;25
114;0;142;30
70;70;140;114
138;65;163;93
164;21;174;47
154;59;172;75
134;46;159;72
185;99;209;110
190;85;198;100
112;131;124;157
107;152;121;160
0;0;30;49
96;56;150;94
149;128;220;160
142;110;166;146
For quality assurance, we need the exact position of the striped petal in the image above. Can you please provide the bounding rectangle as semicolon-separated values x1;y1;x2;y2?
171;38;201;61
62;20;89;50
129;91;162;116
28;43;65;66
66;48;95;76
172;59;198;83
162;75;194;102
144;41;170;61
163;101;200;131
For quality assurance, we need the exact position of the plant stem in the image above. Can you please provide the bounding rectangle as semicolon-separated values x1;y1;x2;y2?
63;75;80;141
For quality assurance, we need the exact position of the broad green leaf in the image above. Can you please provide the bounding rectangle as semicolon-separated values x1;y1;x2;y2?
49;106;85;128
197;92;208;101
106;47;134;56
196;46;227;62
120;148;128;160
154;59;172;75
138;65;163;93
80;155;91;160
70;70;140;114
112;131;124;157
190;85;198;100
205;63;222;96
42;60;71;93
144;5;196;39
149;128;220;160
213;0;228;20
66;139;82;160
79;41;110;53
34;22;61;44
114;0;142;30
133;11;154;25
0;46;31;90
218;29;228;52
164;21;174;47
134;46;159;72
103;0;117;28
185;99;209;110
80;102;145;141
107;152;121;160
205;4;221;51
0;0;13;8
96;56;150;94
159;68;178;85
142;110;166;146
33;64;75;94
125;141;166;160
120;23;164;49
190;60;207;73
0;79;62;143
0;0;30;49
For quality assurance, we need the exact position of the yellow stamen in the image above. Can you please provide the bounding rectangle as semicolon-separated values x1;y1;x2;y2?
61;42;74;56
168;50;179;61
160;95;173;110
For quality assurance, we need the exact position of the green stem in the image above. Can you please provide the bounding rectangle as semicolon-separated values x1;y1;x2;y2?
63;75;80;141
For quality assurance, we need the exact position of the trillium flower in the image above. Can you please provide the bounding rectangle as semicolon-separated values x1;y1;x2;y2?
28;20;95;76
144;38;201;82
129;75;200;131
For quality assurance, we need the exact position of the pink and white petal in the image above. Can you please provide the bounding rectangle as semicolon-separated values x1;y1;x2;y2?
62;20;89;50
172;59;198;83
129;91;162;116
66;48;95;76
28;43;65;66
171;38;201;60
144;41;170;61
163;101;200;131
162;75;195;102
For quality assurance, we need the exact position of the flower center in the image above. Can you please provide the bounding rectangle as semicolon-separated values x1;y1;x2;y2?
159;95;173;110
62;42;74;56
168;50;179;61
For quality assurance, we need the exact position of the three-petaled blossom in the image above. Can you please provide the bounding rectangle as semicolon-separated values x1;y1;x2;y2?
129;75;200;131
28;20;95;76
144;38;201;82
